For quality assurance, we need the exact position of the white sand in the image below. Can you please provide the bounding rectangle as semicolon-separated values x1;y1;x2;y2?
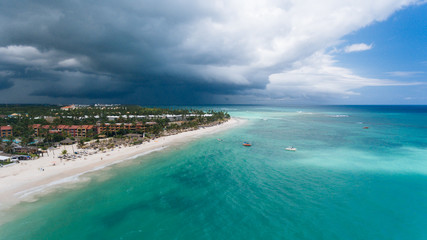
0;118;243;211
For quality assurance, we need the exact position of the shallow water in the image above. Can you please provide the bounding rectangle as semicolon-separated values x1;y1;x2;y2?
1;106;426;240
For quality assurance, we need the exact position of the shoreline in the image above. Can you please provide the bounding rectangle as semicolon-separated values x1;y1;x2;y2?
0;117;243;214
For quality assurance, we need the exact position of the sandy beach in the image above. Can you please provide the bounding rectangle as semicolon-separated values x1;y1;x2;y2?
0;117;243;212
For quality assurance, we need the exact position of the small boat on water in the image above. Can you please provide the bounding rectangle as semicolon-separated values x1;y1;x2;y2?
363;126;369;129
285;146;297;151
242;142;252;146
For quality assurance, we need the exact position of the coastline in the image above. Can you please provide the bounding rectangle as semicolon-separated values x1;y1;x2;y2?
0;117;243;213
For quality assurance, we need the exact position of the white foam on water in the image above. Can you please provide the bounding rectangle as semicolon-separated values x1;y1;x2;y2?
15;174;83;199
125;146;167;160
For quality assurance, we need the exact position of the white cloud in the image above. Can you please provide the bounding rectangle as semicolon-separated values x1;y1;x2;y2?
387;71;424;77
0;45;89;71
344;43;373;53
0;45;52;66
58;58;81;68
263;51;421;100
166;0;420;98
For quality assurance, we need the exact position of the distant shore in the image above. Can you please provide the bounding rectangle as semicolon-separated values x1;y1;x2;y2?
0;117;243;213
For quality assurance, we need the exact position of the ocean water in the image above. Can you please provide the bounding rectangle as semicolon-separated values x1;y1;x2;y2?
1;105;427;240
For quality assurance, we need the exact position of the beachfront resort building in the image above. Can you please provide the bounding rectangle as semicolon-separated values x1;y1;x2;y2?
31;124;96;138
31;124;50;136
31;123;153;137
96;122;148;134
55;125;96;138
0;126;13;138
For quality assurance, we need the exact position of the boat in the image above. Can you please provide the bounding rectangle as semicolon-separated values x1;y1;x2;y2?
363;126;369;129
242;142;252;146
285;146;297;151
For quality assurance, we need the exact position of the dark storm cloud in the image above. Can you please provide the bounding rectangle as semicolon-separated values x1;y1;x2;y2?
0;0;422;104
0;0;251;103
0;78;13;90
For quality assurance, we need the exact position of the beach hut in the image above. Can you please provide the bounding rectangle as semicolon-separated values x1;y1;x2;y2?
60;138;75;145
13;146;39;154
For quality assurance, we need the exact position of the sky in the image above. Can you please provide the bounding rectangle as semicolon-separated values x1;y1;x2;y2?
0;0;426;105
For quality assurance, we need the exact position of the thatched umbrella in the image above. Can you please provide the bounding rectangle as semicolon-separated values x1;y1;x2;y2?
60;138;75;145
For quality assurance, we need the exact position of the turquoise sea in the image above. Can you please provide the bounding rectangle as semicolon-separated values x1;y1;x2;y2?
1;105;426;240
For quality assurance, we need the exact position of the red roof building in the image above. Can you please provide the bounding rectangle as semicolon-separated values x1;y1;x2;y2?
0;126;13;138
31;124;96;138
96;122;145;134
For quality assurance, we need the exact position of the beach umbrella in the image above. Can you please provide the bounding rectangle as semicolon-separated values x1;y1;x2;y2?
60;138;75;145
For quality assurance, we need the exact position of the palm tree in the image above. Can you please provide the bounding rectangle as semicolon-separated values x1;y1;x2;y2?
4;141;13;154
78;139;85;149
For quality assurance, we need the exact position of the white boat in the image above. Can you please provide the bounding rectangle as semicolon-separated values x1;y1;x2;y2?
285;146;297;151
